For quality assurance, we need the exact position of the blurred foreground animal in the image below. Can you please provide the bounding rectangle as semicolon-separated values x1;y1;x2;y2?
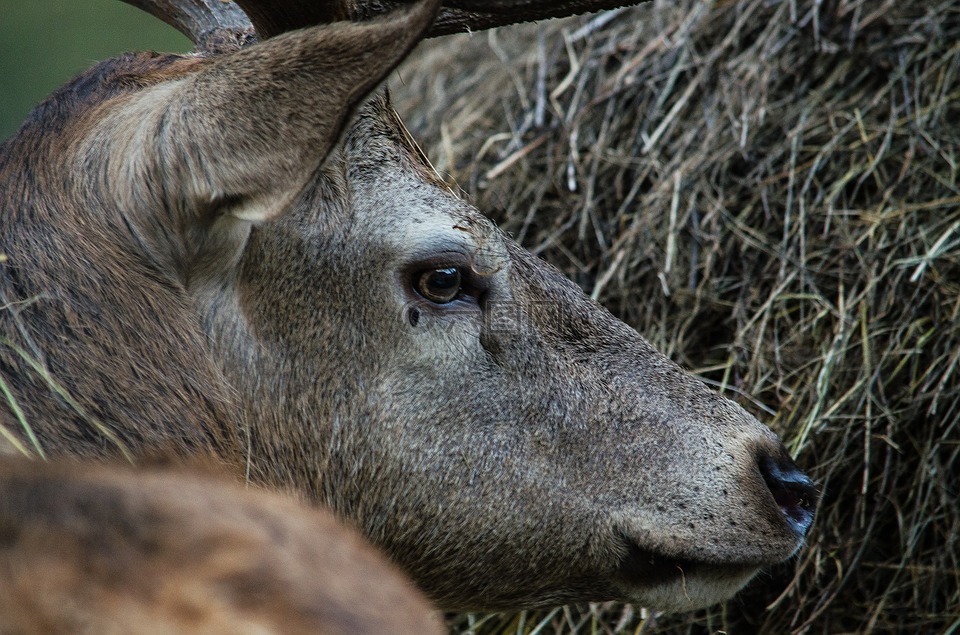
0;459;442;634
0;0;818;627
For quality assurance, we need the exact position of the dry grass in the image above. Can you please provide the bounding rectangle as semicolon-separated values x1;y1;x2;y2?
395;0;960;632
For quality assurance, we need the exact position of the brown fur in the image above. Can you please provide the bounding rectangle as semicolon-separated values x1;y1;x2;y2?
0;0;816;619
0;459;442;634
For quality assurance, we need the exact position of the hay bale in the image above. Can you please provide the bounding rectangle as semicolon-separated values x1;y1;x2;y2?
395;0;960;632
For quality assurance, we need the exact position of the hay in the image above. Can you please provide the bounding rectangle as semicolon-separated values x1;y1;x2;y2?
395;0;960;632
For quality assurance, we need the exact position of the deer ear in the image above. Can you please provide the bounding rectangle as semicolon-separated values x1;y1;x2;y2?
128;0;439;224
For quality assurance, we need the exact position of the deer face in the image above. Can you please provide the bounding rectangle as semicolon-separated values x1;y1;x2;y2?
0;0;816;613
198;95;817;610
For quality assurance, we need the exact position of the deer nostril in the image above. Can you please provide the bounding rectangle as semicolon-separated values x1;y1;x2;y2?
758;455;818;536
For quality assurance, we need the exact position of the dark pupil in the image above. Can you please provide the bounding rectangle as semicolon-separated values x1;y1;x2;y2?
421;268;461;302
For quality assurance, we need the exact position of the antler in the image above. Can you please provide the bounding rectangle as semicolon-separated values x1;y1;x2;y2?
232;1;344;39
235;0;649;39
430;1;648;37
325;1;648;38
122;0;255;49
121;0;358;43
125;0;647;44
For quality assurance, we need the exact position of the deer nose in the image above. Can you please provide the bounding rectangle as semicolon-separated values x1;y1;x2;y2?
758;454;818;536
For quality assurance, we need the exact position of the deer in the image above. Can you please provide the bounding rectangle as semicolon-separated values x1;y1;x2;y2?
0;457;444;633
0;0;818;627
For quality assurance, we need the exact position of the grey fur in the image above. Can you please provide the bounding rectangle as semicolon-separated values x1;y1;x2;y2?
0;0;814;612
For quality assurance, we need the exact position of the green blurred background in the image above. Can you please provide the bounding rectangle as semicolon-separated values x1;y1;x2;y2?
1;1;191;141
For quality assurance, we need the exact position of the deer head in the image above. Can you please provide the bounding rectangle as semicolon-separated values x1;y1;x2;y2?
0;0;817;612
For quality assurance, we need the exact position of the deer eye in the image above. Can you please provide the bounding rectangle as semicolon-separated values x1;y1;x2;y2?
415;267;462;304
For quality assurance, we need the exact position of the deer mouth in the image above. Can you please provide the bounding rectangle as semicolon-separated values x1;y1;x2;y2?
617;540;759;582
613;537;763;610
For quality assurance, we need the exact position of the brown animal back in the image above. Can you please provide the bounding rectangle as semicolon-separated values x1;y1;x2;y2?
0;459;443;634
